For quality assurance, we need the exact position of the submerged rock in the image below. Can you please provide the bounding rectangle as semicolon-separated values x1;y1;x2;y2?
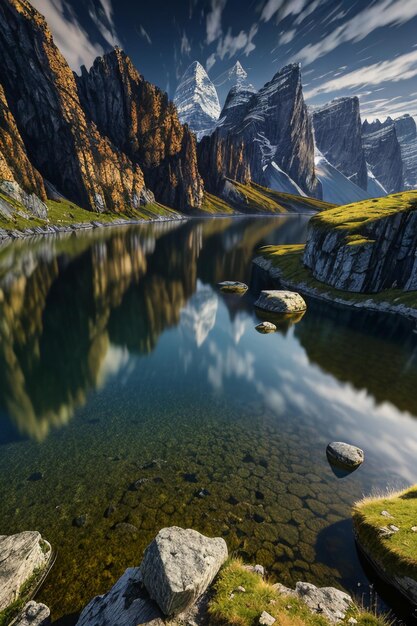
15;601;51;626
275;581;352;623
255;321;277;334
218;281;248;294
140;526;228;616
326;442;364;470
0;531;50;612
254;290;306;314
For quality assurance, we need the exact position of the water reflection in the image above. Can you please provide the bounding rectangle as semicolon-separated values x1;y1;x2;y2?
0;218;296;442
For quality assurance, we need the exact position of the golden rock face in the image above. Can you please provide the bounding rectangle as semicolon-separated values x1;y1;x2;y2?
0;0;147;214
76;48;204;212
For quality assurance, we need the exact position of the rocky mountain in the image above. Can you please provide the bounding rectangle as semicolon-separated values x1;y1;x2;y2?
314;149;376;205
312;97;368;190
393;115;417;190
199;63;320;199
213;61;253;107
0;0;149;214
174;61;221;140
362;120;404;193
76;49;203;212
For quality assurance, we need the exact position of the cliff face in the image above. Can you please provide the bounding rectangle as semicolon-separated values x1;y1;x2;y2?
313;97;368;190
0;0;149;214
303;192;417;292
76;50;203;212
362;121;404;194
198;64;320;198
0;83;47;218
393;115;417;190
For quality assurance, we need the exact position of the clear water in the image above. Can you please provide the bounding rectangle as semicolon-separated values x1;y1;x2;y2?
0;216;416;623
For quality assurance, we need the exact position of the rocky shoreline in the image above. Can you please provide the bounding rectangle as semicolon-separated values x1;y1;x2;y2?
252;255;417;322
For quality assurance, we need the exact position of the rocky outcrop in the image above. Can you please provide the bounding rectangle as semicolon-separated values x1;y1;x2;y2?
313;97;368;190
304;193;417;292
326;442;364;470
76;50;203;212
362;121;404;193
0;0;148;214
0;83;47;219
140;527;228;616
213;60;252;107
14;601;51;626
0;531;50;612
198;64;320;198
173;61;220;140
275;582;352;623
254;290;307;313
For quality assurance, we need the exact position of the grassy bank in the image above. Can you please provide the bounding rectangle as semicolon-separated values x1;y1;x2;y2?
207;559;386;626
353;486;417;582
257;244;417;316
0;195;180;234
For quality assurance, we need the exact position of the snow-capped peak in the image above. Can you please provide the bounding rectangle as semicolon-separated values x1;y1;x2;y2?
174;61;220;139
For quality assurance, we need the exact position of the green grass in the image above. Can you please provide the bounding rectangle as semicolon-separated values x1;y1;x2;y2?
353;485;417;580
229;180;334;215
207;559;388;626
309;191;417;235
0;194;179;234
200;192;236;215
258;244;417;312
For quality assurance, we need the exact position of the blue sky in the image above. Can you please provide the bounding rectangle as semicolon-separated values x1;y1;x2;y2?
30;0;417;121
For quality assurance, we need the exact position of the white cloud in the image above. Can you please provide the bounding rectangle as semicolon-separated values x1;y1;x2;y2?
294;0;417;65
279;29;296;45
261;0;311;22
216;23;258;60
138;24;152;45
180;31;191;56
206;0;227;44
88;0;120;48
206;53;217;71
305;49;417;98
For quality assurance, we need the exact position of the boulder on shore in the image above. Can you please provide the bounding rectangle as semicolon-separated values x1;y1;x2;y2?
140;526;228;616
275;581;352;623
14;601;51;626
254;290;306;314
0;531;50;612
326;442;364;470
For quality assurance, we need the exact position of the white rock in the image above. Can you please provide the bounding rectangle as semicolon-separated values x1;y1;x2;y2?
326;442;364;470
0;532;50;612
140;527;228;616
218;280;248;294
76;567;164;626
381;510;393;518
14;601;50;625
276;581;352;623
254;290;306;314
259;611;276;625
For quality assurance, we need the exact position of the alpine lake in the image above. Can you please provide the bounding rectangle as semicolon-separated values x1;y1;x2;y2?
1;215;417;624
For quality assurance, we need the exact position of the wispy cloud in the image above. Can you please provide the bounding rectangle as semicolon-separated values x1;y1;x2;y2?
216;23;258;60
138;24;152;45
88;0;120;48
206;0;227;44
261;0;312;22
180;31;191;56
31;0;106;69
294;0;417;65
279;29;296;45
305;49;417;98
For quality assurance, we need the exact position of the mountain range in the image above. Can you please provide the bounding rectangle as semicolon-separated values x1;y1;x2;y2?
0;0;416;228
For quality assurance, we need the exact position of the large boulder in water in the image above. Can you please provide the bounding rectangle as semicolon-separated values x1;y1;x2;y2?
0;531;51;612
254;290;306;313
326;441;364;470
140;526;228;616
